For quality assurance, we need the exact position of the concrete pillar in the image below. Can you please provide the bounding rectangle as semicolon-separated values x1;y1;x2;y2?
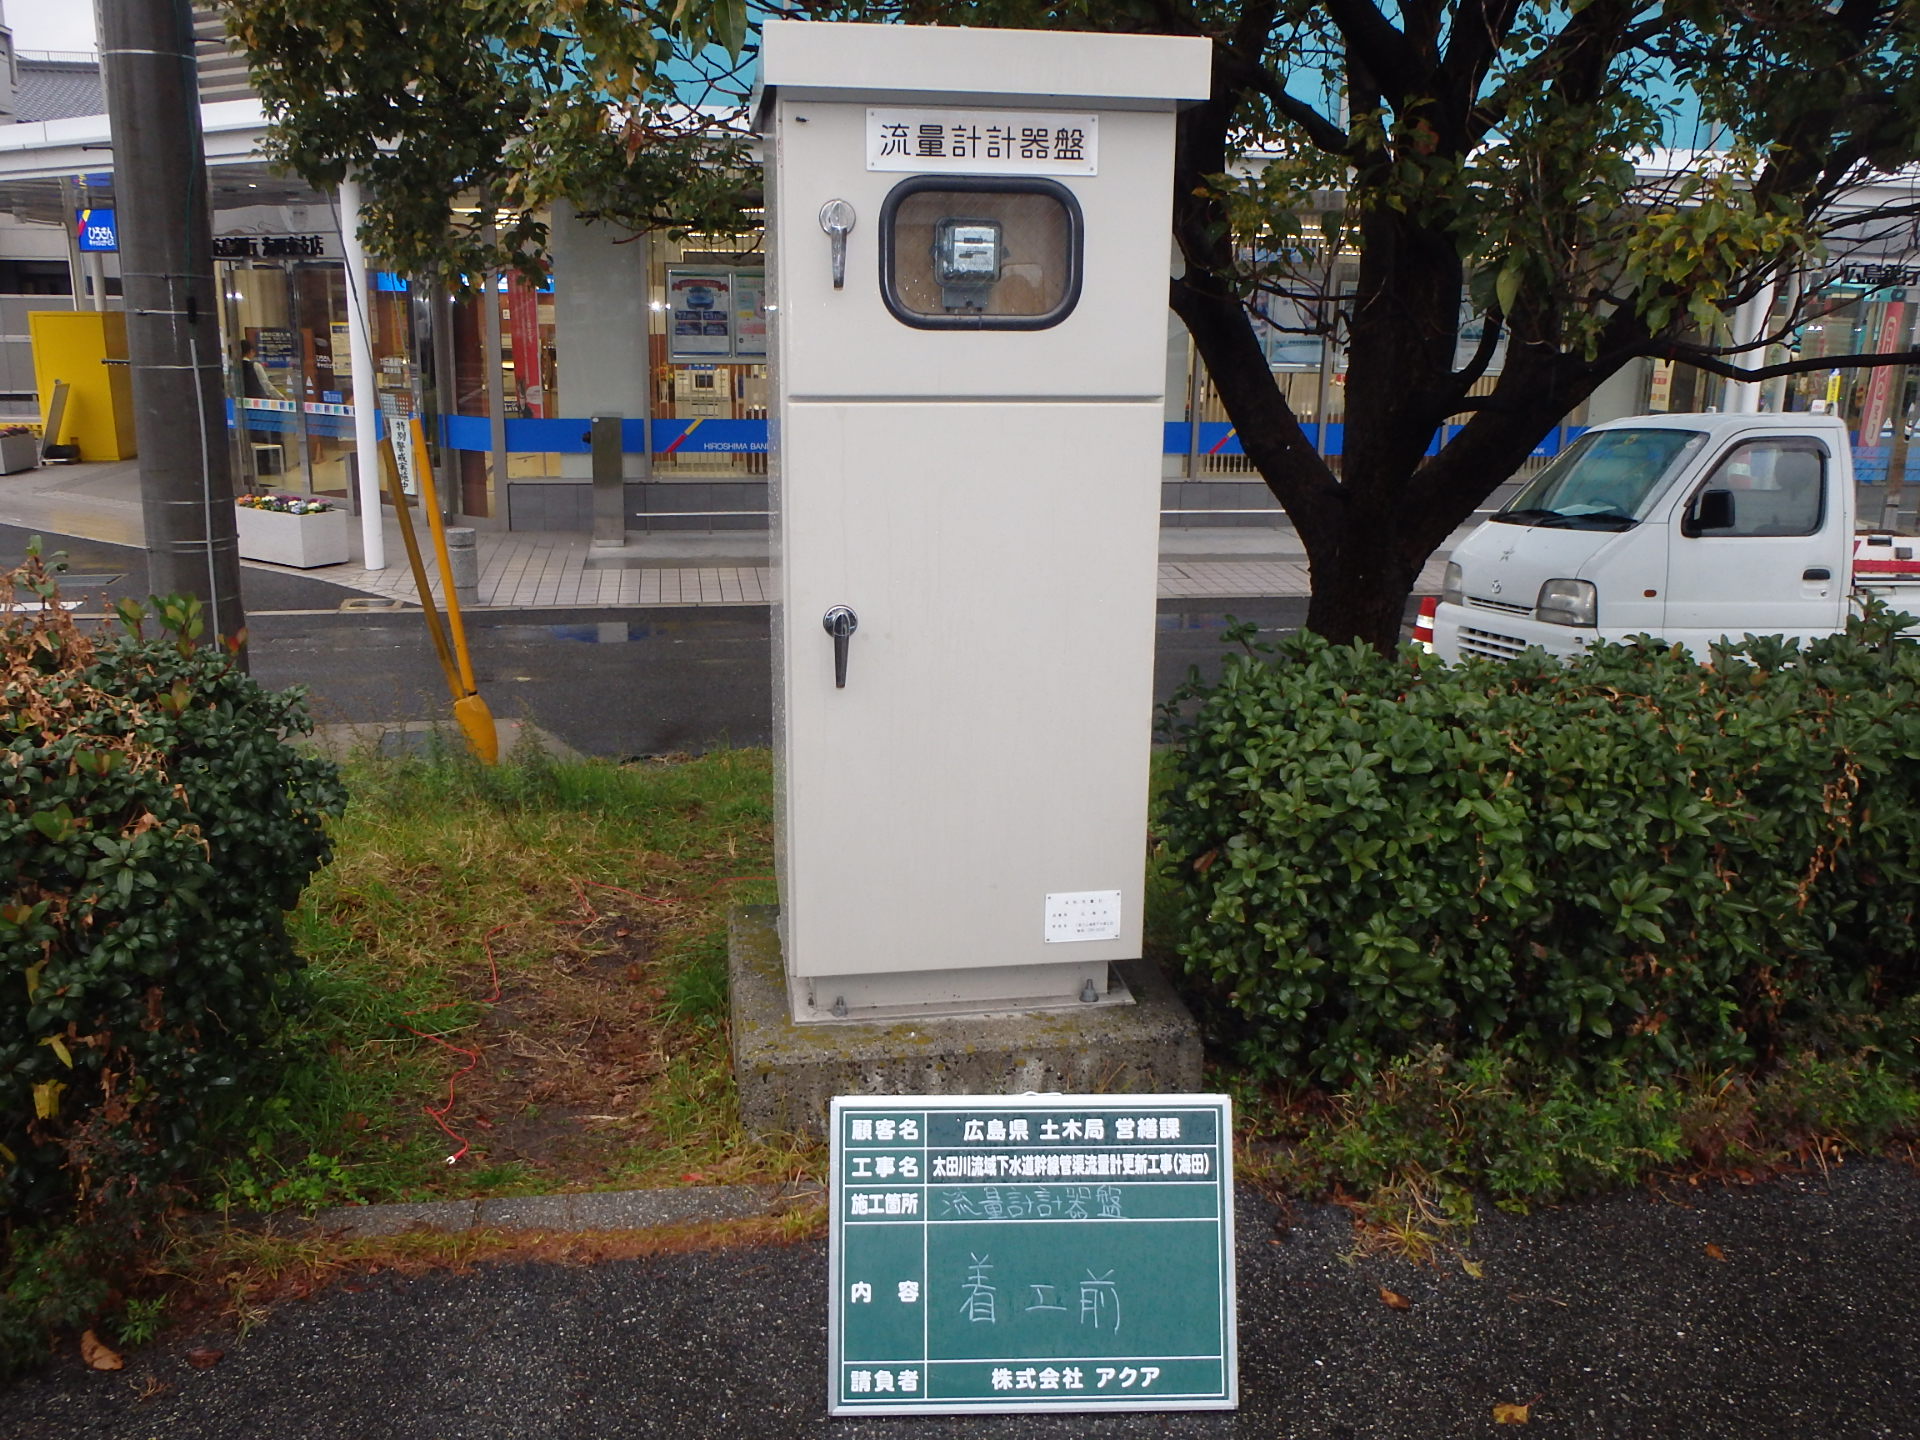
551;200;653;490
1584;358;1647;426
59;178;87;311
337;174;385;570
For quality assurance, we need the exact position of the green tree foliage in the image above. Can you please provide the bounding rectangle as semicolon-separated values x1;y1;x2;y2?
1158;607;1920;1085
222;1;1920;644
220;0;762;285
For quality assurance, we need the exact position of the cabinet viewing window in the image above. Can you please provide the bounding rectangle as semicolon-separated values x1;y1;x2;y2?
880;176;1083;330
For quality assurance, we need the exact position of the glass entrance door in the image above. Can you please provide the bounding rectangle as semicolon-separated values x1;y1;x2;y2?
219;258;371;501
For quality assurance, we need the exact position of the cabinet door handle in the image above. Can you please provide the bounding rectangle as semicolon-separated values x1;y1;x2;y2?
822;606;858;688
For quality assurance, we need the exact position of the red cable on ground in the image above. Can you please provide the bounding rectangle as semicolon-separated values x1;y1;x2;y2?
402;921;506;1166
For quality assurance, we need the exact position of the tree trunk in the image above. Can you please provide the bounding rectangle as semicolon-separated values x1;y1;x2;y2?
1163;38;1624;656
1303;521;1423;650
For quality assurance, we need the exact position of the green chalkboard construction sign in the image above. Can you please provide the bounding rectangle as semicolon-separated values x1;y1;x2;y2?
828;1093;1237;1416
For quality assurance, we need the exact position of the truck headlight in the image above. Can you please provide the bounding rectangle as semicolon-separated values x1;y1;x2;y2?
1441;562;1464;607
1535;578;1597;627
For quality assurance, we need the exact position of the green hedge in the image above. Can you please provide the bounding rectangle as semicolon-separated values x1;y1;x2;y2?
1157;608;1920;1085
2;557;345;1226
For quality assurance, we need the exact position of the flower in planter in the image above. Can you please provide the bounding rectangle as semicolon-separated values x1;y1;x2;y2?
237;493;336;515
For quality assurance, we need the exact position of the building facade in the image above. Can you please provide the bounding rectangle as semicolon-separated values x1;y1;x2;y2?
3;11;1916;544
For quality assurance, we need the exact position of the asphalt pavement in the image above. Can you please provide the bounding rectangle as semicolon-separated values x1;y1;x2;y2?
4;1163;1916;1438
2;522;369;616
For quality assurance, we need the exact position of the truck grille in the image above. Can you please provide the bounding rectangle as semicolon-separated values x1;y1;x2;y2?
1467;595;1533;616
1458;626;1530;660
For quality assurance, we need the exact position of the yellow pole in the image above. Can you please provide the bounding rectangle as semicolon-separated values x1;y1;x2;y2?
408;416;498;763
380;436;463;704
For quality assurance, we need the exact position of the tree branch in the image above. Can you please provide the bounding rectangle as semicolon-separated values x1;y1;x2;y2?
1656;342;1920;383
1466;2;1668;144
1228;53;1350;154
1439;0;1525;110
1448;307;1505;393
1322;0;1426;106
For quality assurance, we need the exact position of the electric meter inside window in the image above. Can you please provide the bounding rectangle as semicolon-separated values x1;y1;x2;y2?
882;176;1083;329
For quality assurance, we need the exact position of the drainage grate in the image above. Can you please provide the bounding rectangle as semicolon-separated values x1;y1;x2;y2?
338;596;405;611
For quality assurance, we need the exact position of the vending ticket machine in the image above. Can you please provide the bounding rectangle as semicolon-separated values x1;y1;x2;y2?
759;20;1211;1021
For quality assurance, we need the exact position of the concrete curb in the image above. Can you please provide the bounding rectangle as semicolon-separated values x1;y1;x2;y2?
310;1180;826;1239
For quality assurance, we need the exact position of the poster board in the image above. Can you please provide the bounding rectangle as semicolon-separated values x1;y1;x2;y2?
667;269;733;359
733;273;767;358
254;328;297;371
828;1093;1237;1416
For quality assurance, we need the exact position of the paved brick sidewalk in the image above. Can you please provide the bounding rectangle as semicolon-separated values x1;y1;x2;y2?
0;458;1459;608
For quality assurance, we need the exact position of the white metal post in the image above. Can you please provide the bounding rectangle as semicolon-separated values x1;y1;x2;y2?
1726;283;1776;415
338;174;386;570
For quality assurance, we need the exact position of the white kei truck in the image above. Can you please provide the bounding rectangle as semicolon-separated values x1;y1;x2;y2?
1432;411;1920;663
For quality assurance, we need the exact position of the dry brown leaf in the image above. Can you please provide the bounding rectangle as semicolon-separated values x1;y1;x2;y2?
1704;1243;1727;1262
1493;1401;1530;1425
1378;1285;1411;1311
185;1346;224;1370
80;1329;124;1371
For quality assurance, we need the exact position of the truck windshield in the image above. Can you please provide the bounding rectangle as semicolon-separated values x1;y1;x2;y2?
1497;428;1706;529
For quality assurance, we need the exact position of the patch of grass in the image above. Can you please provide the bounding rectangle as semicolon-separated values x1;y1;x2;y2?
1226;1030;1920;1262
205;744;798;1216
659;928;732;1029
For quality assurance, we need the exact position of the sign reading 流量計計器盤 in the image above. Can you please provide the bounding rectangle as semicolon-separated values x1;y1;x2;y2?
828;1094;1237;1416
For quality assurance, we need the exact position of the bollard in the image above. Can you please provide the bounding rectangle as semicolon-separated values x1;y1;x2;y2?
590;414;626;547
445;526;480;606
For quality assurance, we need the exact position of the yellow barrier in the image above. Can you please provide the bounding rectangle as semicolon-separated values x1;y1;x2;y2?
29;311;136;461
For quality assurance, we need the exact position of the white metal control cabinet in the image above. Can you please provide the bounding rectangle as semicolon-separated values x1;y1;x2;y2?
759;20;1212;1021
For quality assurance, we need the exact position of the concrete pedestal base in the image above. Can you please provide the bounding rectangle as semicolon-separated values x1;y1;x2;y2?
728;905;1203;1140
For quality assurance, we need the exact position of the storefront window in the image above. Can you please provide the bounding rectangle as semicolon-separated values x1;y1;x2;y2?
219;257;421;504
651;234;768;482
219;260;356;497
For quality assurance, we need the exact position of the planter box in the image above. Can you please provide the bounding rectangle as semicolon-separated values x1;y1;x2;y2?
0;432;37;474
234;503;350;568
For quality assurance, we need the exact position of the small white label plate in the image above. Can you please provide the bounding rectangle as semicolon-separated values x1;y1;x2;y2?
1044;889;1122;943
868;108;1098;175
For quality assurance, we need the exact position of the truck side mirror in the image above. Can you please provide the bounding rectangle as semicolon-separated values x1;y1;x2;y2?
1685;488;1736;536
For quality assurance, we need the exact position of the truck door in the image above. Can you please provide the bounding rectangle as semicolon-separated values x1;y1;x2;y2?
1663;435;1846;647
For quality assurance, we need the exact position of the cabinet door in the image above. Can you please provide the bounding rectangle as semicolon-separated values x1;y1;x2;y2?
778;400;1161;980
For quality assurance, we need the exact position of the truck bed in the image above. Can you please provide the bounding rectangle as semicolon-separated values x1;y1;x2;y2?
1854;533;1920;591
